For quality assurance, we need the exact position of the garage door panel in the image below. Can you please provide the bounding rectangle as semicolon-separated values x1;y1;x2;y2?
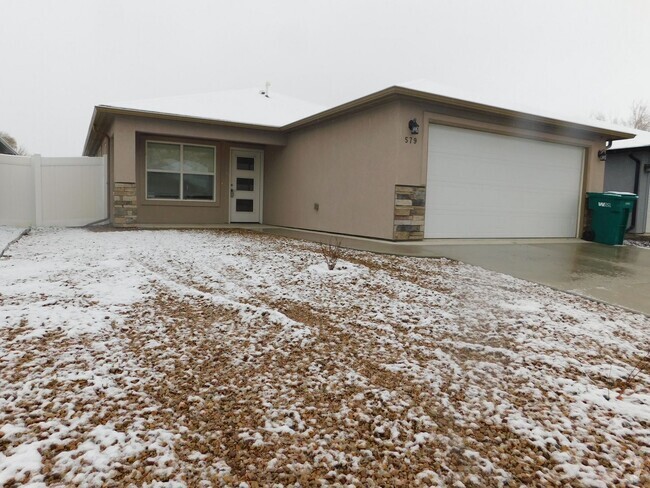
430;208;577;237
425;125;584;238
429;156;580;193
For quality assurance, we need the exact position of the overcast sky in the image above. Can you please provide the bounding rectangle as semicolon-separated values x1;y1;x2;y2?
1;0;649;156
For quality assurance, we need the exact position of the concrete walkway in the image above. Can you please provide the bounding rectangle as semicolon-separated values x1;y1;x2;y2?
260;227;650;316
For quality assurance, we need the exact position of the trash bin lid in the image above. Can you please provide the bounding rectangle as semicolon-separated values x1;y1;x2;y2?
604;191;638;198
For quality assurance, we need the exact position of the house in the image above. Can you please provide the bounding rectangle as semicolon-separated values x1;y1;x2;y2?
82;82;635;240
605;129;650;234
0;136;18;155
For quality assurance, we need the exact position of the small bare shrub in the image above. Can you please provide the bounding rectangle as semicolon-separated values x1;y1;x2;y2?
599;348;650;401
615;349;650;398
319;238;347;271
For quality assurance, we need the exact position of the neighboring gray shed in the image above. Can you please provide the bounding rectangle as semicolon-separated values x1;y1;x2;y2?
605;129;650;234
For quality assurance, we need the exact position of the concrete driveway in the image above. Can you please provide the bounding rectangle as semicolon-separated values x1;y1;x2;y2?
413;241;650;316
261;228;650;316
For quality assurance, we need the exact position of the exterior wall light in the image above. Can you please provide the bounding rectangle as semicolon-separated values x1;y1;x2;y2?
408;118;420;135
598;149;607;162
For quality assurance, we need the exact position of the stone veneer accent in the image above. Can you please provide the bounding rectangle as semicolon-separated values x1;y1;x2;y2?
393;185;426;240
113;182;137;226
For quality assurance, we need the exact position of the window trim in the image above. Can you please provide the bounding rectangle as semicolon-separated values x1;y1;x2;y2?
145;140;217;202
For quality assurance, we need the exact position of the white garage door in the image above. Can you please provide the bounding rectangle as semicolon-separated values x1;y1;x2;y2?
425;124;584;238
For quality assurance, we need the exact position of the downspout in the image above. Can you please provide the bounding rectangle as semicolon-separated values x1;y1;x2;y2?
627;153;641;232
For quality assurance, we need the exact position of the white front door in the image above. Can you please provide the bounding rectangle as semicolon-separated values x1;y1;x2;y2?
230;149;262;223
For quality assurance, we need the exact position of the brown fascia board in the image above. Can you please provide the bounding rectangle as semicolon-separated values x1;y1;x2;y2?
82;105;285;156
82;107;101;156
95;105;286;132
282;86;636;141
607;144;650;153
82;87;635;155
281;87;400;131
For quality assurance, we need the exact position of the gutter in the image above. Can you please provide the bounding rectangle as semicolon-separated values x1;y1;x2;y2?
282;86;637;139
82;87;637;155
83;106;288;156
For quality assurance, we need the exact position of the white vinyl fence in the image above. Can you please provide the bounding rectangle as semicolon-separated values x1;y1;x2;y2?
0;154;107;227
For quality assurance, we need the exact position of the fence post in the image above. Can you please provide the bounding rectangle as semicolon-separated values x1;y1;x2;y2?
32;154;42;227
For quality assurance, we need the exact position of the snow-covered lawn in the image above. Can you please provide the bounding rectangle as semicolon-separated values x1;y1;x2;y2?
0;226;26;254
625;239;650;249
1;228;649;486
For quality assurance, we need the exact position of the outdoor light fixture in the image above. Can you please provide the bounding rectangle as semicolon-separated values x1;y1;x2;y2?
408;118;420;135
598;149;607;161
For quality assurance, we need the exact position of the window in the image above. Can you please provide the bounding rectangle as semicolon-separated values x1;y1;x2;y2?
236;157;255;171
236;199;254;212
236;178;254;191
146;142;216;201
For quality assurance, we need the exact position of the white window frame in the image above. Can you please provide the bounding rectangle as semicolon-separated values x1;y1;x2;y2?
145;140;217;202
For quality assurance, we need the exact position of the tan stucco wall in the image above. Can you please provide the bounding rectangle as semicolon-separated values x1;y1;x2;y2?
105;97;610;236
108;116;285;225
135;133;228;225
134;133;265;225
397;99;610;236
110;116;286;184
264;98;609;239
263;101;403;239
397;99;609;182
111;118;138;182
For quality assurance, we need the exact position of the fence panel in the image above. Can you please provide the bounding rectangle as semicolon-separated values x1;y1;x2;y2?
0;154;35;226
0;154;106;227
40;157;106;226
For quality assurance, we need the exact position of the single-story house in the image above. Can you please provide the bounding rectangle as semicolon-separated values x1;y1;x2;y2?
82;81;635;240
0;136;18;155
605;129;650;234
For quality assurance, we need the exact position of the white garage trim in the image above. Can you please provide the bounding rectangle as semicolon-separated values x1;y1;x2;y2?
425;124;584;238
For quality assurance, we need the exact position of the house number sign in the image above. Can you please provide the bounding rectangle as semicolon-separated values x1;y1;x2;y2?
404;136;418;144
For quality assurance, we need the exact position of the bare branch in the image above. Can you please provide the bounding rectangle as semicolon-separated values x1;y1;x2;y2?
628;100;650;130
319;238;347;271
0;131;29;155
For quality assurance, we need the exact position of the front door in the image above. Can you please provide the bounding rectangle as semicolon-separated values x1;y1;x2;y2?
230;149;262;223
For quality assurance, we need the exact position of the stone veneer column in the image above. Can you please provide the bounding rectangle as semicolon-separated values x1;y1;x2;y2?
113;182;137;226
393;185;426;240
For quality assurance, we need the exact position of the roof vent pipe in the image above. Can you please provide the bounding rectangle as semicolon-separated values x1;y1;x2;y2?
260;81;271;98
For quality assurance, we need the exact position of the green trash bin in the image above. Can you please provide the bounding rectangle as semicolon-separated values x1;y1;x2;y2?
586;192;638;245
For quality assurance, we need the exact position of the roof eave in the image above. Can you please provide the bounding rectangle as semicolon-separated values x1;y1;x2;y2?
83;86;635;154
608;144;650;153
82;105;287;156
82;107;101;156
281;87;400;131
100;105;284;131
282;86;636;140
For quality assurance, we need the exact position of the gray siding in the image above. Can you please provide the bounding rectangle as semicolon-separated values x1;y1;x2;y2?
605;148;650;233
